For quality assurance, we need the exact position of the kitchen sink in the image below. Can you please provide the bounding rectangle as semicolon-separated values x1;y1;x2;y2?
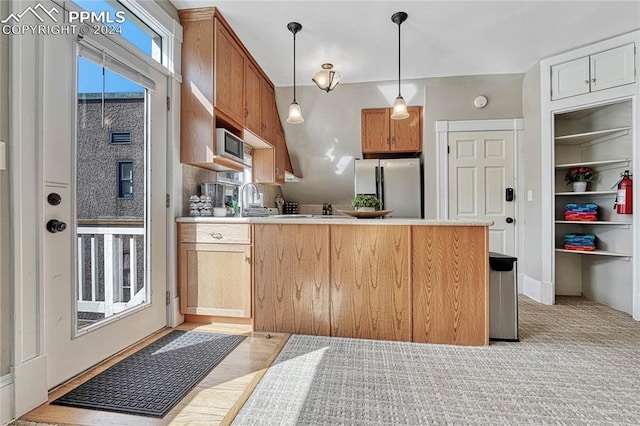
270;214;313;218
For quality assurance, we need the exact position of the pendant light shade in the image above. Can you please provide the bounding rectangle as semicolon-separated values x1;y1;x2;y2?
312;63;341;92
286;22;304;124
287;101;304;124
391;95;409;120
390;11;409;120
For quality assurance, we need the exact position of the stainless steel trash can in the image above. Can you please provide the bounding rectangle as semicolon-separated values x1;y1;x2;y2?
489;252;519;341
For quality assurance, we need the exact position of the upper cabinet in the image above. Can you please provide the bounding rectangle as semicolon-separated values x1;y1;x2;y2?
214;22;245;125
361;106;423;154
179;7;295;178
551;43;635;101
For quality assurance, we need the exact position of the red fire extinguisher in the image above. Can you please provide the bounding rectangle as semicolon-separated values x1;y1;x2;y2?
617;170;633;215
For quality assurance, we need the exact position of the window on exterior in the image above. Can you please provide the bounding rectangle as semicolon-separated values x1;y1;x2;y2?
117;161;134;198
72;0;163;64
110;131;132;144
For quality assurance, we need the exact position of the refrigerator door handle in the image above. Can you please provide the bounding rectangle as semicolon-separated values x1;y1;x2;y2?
379;167;385;209
375;166;381;199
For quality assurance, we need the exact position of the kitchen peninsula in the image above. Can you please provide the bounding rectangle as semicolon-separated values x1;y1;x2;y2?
176;217;491;346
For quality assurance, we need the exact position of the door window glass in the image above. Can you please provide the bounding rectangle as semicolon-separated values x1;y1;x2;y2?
76;53;148;331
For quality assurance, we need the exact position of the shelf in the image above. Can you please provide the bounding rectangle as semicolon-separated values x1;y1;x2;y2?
555;159;631;169
555;248;632;258
555;220;632;228
555;127;631;145
555;190;617;196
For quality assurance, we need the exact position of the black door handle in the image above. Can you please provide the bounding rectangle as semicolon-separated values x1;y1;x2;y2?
47;219;67;233
506;217;514;224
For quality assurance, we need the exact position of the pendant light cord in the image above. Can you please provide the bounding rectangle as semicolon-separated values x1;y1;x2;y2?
397;20;401;97
293;32;297;102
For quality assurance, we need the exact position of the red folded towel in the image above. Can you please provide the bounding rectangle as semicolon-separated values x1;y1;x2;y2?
563;244;596;251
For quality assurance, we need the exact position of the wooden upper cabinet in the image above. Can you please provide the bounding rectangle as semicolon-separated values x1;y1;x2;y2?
260;80;276;143
391;106;422;152
361;106;422;154
244;61;262;135
361;108;390;153
214;21;245;126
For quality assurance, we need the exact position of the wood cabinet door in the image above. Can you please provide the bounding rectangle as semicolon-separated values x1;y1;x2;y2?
590;43;636;93
179;16;214;165
330;225;411;341
551;56;590;100
260;80;275;143
215;21;245;125
391;106;422;152
412;226;488;346
244;61;262;135
179;243;252;318
274;130;286;184
361;108;390;153
254;224;331;335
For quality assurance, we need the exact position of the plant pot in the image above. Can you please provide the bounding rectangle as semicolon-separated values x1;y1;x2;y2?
572;181;588;192
355;207;376;212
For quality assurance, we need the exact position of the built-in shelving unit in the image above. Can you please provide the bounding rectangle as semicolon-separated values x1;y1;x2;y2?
555;248;632;258
552;98;634;314
555;220;631;228
555;159;632;169
554;127;631;145
555;190;617;196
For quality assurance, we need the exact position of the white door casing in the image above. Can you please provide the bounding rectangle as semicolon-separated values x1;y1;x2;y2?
43;33;168;388
448;130;516;256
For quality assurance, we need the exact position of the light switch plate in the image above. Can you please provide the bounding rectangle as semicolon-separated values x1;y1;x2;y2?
0;141;6;171
527;190;533;202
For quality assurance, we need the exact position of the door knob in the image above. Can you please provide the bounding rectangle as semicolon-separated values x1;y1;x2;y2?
506;217;514;224
47;219;67;233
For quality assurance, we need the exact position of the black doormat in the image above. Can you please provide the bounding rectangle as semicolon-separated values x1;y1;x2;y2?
51;330;245;418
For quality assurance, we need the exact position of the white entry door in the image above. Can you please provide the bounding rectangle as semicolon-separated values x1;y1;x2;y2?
43;32;168;387
448;130;516;255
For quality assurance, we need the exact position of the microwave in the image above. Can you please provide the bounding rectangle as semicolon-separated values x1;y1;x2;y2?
216;128;245;163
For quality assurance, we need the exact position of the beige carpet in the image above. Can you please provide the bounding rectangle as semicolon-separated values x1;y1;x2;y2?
233;296;640;425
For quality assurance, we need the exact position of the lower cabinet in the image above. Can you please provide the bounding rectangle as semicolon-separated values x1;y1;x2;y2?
330;225;411;341
178;224;252;318
411;226;489;346
253;224;331;335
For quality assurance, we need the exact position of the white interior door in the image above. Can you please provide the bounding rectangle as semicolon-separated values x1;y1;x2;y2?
448;130;516;255
43;33;168;388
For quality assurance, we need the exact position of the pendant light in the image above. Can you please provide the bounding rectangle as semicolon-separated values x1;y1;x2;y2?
286;22;304;124
312;63;341;92
390;12;409;120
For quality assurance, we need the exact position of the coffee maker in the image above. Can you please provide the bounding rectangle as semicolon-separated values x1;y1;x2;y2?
201;173;242;216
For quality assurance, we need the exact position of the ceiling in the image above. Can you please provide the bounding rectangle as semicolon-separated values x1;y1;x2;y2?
169;1;640;87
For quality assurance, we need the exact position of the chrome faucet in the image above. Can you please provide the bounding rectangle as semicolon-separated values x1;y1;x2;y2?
239;183;259;215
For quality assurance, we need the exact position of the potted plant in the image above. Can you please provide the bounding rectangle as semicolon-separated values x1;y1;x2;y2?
351;194;382;212
565;167;595;192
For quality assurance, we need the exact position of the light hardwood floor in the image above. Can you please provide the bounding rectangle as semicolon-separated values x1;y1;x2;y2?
18;323;289;426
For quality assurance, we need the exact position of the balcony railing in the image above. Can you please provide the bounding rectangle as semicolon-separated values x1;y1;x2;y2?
77;225;145;318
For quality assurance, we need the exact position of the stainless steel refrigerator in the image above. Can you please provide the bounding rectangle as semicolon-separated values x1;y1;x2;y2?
354;158;422;218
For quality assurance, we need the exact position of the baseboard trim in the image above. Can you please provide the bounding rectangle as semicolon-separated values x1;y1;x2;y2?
523;275;543;303
13;354;48;418
1;374;14;425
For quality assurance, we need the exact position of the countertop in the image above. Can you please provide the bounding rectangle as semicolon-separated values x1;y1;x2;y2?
175;215;493;226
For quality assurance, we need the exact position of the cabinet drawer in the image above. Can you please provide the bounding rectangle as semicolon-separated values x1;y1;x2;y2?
179;223;251;244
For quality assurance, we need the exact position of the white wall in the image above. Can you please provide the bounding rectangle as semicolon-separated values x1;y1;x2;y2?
276;73;524;218
521;63;543;291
